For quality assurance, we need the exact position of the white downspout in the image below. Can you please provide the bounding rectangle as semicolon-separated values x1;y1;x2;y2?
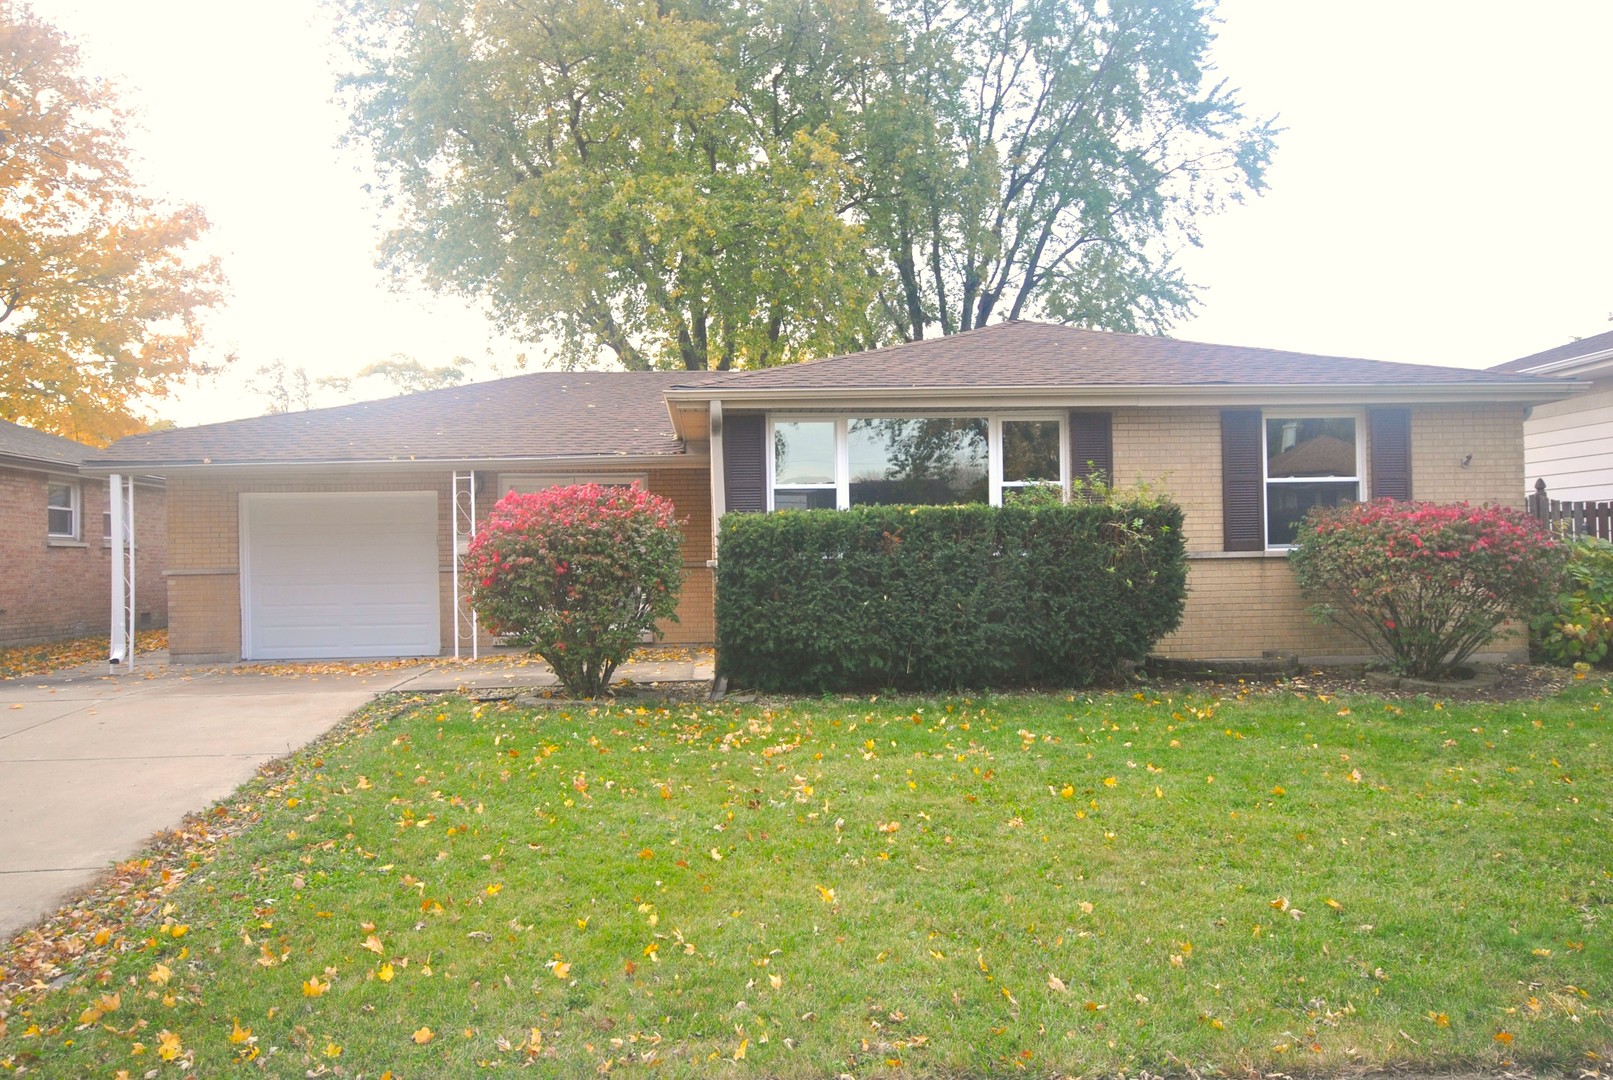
108;475;134;673
708;399;726;552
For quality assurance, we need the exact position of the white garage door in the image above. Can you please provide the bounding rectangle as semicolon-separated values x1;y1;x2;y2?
240;492;441;660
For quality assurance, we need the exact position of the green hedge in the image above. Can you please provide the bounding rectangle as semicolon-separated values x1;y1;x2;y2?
715;502;1187;692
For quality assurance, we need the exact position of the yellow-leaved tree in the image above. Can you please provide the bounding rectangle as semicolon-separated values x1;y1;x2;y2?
0;2;223;445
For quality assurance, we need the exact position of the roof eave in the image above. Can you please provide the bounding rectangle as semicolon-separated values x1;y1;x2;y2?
78;451;706;476
1505;347;1613;378
661;381;1583;410
0;452;81;473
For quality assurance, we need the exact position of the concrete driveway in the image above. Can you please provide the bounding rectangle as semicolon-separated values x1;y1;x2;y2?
0;663;425;941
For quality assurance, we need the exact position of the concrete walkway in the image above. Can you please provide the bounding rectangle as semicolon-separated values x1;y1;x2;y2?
0;650;714;941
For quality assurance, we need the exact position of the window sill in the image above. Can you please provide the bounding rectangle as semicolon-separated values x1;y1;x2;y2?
1186;549;1291;560
45;538;89;548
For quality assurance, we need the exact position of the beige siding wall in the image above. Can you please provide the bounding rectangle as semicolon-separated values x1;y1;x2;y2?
1109;402;1528;660
1520;375;1613;501
165;465;711;663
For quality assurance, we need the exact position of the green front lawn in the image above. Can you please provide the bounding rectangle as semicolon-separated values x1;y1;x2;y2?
2;682;1609;1077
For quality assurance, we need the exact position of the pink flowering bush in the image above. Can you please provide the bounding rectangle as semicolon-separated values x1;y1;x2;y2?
464;484;682;697
1289;500;1565;679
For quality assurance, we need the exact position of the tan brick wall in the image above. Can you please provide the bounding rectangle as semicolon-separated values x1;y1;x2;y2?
164;466;713;662
161;402;1528;665
649;467;715;644
0;467;167;648
1110;402;1528;660
1410;402;1527;506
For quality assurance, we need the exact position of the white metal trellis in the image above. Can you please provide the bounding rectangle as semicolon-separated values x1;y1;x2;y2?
108;475;135;674
451;471;479;659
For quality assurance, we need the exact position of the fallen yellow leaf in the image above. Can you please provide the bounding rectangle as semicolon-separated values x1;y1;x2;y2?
303;976;329;997
228;1019;251;1044
413;1026;435;1044
377;963;395;982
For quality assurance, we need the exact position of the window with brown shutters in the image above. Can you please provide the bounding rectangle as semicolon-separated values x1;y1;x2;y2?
1068;410;1113;500
723;412;767;513
1221;409;1264;551
1368;407;1412;501
1223;408;1397;550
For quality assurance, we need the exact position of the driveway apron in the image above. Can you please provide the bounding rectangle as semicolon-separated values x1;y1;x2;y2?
0;665;423;941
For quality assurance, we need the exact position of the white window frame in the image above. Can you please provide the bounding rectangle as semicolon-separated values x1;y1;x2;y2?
992;414;1070;503
768;418;844;510
1261;409;1366;550
499;473;648;497
46;479;80;539
766;413;1069;510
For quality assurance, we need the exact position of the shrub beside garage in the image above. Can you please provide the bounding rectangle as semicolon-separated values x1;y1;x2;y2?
715;501;1187;693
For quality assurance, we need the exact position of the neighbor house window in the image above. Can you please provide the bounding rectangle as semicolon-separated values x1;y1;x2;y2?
1264;415;1361;547
47;481;79;539
767;415;1065;510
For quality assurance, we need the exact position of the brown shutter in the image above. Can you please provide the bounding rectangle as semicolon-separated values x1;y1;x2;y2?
723;412;767;513
1221;409;1264;552
1069;410;1113;499
1368;407;1412;501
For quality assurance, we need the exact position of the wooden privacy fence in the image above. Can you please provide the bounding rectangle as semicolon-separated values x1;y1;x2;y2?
1528;478;1613;541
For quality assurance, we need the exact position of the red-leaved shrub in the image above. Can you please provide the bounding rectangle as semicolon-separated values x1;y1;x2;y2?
464;484;682;697
1288;500;1564;679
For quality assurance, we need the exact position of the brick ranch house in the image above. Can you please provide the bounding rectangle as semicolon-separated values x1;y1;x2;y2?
0;419;167;648
81;322;1577;666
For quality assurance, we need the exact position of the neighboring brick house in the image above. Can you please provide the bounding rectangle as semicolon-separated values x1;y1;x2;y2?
82;322;1576;664
0;420;167;648
1489;328;1613;501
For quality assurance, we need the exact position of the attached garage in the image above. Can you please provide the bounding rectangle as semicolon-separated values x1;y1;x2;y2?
239;492;440;660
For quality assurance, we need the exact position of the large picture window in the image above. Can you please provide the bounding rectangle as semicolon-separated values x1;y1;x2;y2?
767;414;1066;510
1264;416;1360;546
848;418;987;506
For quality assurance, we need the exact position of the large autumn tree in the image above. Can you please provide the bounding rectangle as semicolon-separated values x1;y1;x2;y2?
338;0;1274;371
0;2;223;444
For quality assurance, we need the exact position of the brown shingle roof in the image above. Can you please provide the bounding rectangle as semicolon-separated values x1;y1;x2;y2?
87;322;1569;469
1489;328;1613;374
672;321;1552;392
88;371;696;468
0;418;94;469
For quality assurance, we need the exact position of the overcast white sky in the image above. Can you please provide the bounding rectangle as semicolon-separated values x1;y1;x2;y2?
27;0;1613;427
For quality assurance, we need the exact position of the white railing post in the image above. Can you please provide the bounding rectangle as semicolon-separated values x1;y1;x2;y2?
108;475;135;674
452;471;479;659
